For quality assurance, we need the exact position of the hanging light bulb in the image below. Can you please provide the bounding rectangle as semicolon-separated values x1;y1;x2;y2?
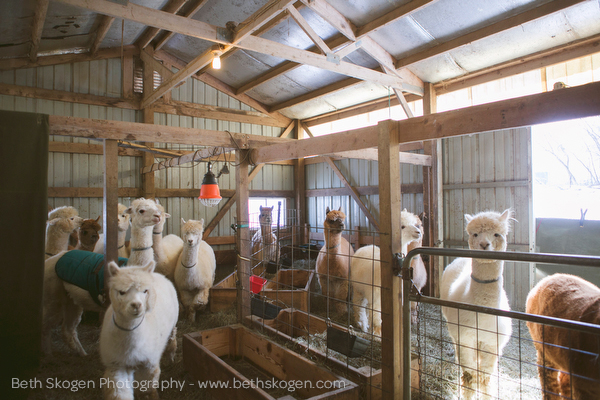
199;162;222;207
211;45;223;70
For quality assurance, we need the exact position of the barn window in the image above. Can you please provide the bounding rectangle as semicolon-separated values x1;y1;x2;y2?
133;64;162;94
249;198;286;229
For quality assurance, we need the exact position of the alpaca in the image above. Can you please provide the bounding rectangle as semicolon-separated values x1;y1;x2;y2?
125;198;163;266
71;217;101;252
94;203;131;259
407;212;427;324
100;260;178;400
526;273;600;400
351;209;423;335
175;218;216;322
152;201;184;281
48;205;80;248
45;216;84;259
316;207;354;315
440;209;513;399
251;206;278;269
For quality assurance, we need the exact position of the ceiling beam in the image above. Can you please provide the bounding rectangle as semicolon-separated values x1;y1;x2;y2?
90;15;115;55
29;0;49;62
55;0;407;90
155;0;210;51
356;0;438;38
135;0;189;50
395;0;588;69
252;81;600;163
233;0;296;43
300;0;356;41
287;4;332;54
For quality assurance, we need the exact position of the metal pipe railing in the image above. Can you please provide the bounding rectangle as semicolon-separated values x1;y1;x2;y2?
400;247;600;400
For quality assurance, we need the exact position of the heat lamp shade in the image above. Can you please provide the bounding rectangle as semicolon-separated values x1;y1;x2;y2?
198;183;222;202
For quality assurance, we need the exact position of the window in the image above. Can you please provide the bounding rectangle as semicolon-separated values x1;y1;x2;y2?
249;198;286;229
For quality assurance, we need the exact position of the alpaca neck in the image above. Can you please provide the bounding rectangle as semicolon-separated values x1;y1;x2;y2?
46;227;70;256
112;310;144;331
180;241;200;269
117;229;127;248
128;224;154;265
260;224;273;244
324;230;342;249
471;258;504;283
152;223;166;262
76;241;96;252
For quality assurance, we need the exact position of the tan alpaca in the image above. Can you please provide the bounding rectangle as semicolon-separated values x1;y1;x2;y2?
251;206;278;269
406;212;427;324
71;217;101;252
316;207;354;315
526;273;600;400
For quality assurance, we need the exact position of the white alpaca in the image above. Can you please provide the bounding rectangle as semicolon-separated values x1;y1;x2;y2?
94;203;131;258
100;260;178;400
152;201;184;281
41;198;163;356
251;206;278;269
175;218;216;322
440;209;513;400
48;205;81;249
351;209;423;336
45;215;84;258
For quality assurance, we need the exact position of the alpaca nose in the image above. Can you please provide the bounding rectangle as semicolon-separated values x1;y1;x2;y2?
480;242;490;250
187;239;194;245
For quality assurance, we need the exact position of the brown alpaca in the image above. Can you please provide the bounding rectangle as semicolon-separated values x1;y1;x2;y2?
70;217;101;252
316;207;354;314
526;273;600;400
251;206;278;269
406;212;426;324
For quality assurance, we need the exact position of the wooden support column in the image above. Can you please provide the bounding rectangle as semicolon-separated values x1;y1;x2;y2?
378;119;403;399
294;120;306;244
103;139;119;295
122;53;134;100
422;82;443;297
236;149;251;323
142;60;156;198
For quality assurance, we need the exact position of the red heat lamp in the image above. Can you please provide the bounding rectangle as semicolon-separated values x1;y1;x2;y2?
198;162;222;207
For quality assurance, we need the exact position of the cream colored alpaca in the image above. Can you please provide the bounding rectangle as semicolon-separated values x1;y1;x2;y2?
48;205;80;248
152;201;184;281
125;198;163;266
441;209;513;400
251;206;278;269
45;215;84;258
351;209;422;336
175;219;216;322
406;212;426;323
100;260;178;400
316;207;354;314
94;203;131;258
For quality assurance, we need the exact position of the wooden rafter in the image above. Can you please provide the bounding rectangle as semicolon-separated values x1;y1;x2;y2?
90;15;115;55
135;0;189;50
29;0;49;62
233;0;296;43
299;0;356;41
155;0;210;51
287;5;331;54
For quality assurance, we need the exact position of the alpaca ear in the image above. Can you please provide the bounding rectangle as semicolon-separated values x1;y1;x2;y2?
260;206;263;211
464;214;473;224
95;216;101;223
47;218;60;226
199;218;205;226
403;208;407;212
418;212;426;221
164;212;171;219
181;218;186;225
326;207;331;214
125;206;134;215
142;260;156;274
107;261;120;277
337;206;341;211
500;209;515;223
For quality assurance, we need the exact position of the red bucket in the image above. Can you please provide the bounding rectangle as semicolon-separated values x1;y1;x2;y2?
249;275;267;294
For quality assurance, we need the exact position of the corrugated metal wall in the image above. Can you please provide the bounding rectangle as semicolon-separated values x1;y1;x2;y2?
442;128;534;310
306;156;424;236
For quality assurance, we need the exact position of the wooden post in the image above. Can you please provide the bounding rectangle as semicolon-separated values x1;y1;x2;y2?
422;83;443;297
378;119;403;399
294;120;306;245
236;149;251;322
103;139;119;295
142;59;156;199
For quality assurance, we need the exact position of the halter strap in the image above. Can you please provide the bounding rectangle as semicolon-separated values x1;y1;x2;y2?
117;244;125;250
112;313;145;331
153;230;162;235
45;252;56;257
471;274;500;284
131;246;152;252
327;243;341;250
181;261;197;269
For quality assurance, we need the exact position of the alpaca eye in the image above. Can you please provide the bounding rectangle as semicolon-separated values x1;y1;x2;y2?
144;289;148;294
139;210;145;214
473;233;478;237
495;233;500;237
401;225;405;229
70;217;74;220
119;290;126;295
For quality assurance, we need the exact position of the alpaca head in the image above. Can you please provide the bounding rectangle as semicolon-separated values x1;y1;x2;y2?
47;215;84;234
401;209;423;250
465;209;513;252
324;206;346;234
153;200;171;232
117;203;131;232
258;206;273;226
180;218;205;247
48;205;79;220
107;260;157;316
78;217;101;247
126;198;163;229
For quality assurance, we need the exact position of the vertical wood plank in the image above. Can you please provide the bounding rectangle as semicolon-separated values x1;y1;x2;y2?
103;139;119;298
295;120;306;244
378;119;403;399
236;149;250;323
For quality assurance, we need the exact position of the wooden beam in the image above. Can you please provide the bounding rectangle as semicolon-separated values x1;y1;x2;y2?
395;0;587;69
269;77;360;112
287;5;331;54
356;0;438;38
140;147;231;174
56;0;407;90
294;120;306;243
306;184;423;197
49;140;142;157
233;0;296;43
103;139;120;275
155;0;210;51
203;196;236;240
135;0;188;50
0;83;140;110
235;150;251;322
142;107;156;199
122;53;134;99
48;187;143;198
300;0;356;41
90;15;115;55
0;45;139;71
253;81;600;163
48;115;296;147
30;0;49;62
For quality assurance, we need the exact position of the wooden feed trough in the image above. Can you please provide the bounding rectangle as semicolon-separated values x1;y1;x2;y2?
183;324;359;400
210;265;265;312
260;269;315;312
248;309;420;400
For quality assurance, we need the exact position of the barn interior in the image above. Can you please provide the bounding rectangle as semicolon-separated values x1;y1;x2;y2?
1;0;600;399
